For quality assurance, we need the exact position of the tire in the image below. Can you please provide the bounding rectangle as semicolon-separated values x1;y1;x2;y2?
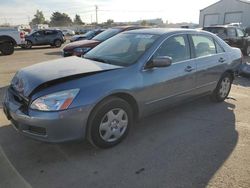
54;39;62;48
87;97;133;148
0;42;14;55
25;41;32;49
210;72;233;102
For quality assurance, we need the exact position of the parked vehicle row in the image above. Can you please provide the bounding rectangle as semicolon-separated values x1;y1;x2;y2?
63;26;146;57
0;28;26;55
69;29;105;42
3;28;242;148
203;25;250;56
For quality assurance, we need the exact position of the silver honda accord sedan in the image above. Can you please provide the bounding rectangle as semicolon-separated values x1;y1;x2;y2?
3;28;242;148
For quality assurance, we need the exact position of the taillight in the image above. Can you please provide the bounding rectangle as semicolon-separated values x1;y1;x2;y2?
20;32;25;39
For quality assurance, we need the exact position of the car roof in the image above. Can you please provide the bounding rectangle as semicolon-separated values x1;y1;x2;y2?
111;25;147;30
123;28;206;36
203;25;240;29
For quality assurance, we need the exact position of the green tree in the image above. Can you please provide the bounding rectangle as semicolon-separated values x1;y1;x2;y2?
140;20;147;26
30;10;45;26
50;12;72;26
74;14;84;25
106;19;114;26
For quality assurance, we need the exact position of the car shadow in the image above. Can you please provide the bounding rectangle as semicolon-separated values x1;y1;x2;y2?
15;46;56;51
0;97;238;188
234;76;250;87
44;51;62;56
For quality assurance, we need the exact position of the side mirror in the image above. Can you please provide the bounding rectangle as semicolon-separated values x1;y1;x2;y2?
146;56;172;69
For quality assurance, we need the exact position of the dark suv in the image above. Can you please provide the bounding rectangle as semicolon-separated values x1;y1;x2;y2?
203;25;250;56
23;29;66;49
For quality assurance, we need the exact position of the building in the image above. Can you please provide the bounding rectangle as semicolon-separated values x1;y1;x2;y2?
200;0;250;27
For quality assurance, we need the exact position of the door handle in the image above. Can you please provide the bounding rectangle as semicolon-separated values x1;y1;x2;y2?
218;57;226;63
185;66;195;72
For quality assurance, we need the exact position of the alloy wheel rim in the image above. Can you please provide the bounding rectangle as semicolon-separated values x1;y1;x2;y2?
26;42;31;48
99;108;128;142
219;77;231;98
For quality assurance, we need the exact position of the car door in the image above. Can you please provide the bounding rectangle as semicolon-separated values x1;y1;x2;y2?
44;30;56;44
226;28;238;47
141;34;196;113
32;30;45;45
235;28;245;49
189;34;228;94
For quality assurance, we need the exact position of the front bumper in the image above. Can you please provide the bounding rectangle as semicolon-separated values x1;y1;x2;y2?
3;88;91;143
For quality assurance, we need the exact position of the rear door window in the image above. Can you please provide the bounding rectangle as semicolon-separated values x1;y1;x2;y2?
44;30;57;35
227;28;237;37
191;35;216;58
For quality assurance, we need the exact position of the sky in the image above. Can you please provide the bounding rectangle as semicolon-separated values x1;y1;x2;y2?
0;0;219;25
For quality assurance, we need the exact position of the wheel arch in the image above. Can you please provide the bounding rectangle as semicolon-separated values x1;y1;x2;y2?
0;35;16;45
225;69;235;80
86;92;140;136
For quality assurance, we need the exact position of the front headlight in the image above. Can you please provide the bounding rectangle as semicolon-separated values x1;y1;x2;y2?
30;89;80;111
74;47;91;53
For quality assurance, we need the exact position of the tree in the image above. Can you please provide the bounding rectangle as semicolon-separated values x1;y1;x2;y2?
50;12;72;26
74;14;84;25
140;20;147;26
30;10;45;26
106;19;114;26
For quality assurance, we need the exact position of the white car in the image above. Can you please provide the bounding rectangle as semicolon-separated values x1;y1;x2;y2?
0;28;26;55
62;29;75;36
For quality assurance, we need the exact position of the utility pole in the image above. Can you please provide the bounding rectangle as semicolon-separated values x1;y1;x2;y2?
95;5;98;24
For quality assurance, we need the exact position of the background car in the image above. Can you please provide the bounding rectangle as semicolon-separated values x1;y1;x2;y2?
62;29;75;36
0;27;26;55
69;29;105;42
3;29;242;148
63;26;146;57
203;25;250;56
23;29;66;49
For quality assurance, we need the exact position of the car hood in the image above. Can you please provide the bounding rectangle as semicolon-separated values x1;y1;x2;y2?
11;56;122;97
70;35;87;40
63;39;100;51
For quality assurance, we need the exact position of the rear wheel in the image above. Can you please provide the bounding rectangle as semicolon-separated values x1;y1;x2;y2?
54;39;62;48
87;97;133;148
0;42;14;55
211;72;233;102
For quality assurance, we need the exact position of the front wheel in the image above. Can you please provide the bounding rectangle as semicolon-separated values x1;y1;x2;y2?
25;41;32;49
211;72;233;102
87;97;133;148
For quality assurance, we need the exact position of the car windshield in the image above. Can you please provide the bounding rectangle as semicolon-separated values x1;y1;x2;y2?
84;30;95;37
92;28;122;41
84;33;159;66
